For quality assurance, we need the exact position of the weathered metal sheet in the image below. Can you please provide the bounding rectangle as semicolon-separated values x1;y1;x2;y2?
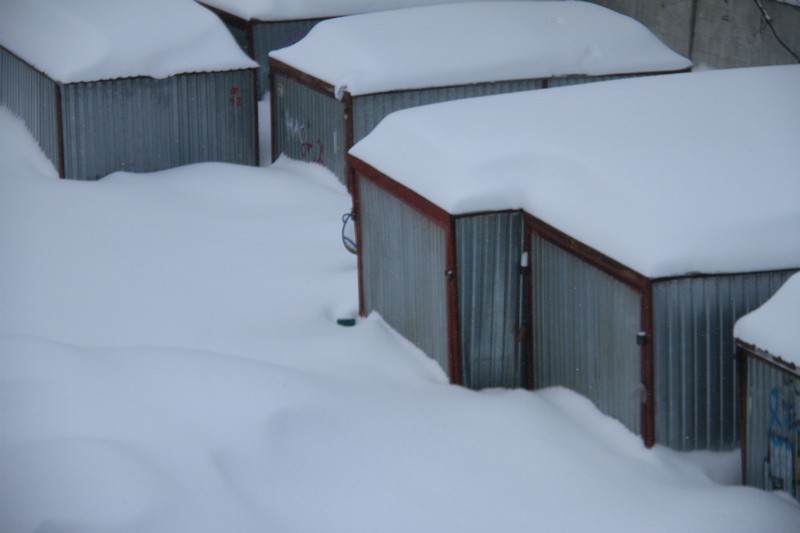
358;175;451;377
456;212;525;389
0;47;61;173
744;355;800;502
272;72;346;180
60;69;256;180
653;271;795;450
531;234;643;435
351;79;544;145
252;19;322;97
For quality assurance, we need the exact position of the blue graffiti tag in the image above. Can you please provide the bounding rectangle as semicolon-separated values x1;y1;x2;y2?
767;387;799;495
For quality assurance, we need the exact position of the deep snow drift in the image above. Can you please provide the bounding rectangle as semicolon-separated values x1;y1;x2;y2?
1;104;799;532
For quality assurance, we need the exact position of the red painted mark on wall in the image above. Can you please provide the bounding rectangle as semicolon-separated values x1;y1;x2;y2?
229;87;243;108
285;113;324;165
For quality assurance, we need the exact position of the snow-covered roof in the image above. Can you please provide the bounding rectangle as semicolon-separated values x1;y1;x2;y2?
349;65;800;279
0;0;257;83
735;273;800;368
199;0;512;21
269;1;691;97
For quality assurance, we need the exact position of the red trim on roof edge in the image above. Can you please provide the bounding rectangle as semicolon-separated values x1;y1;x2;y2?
348;156;451;228
525;213;649;291
269;58;336;98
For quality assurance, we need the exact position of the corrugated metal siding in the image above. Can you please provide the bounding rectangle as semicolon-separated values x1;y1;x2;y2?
744;357;799;502
653;271;795;450
272;72;346;181
456;212;525;389
546;73;637;88
532;234;643;435
351;79;544;145
0;47;61;173
252;20;321;97
61;69;256;180
358;176;451;377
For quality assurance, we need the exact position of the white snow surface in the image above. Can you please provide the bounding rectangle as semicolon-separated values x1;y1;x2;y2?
2;99;800;530
735;273;800;367
0;0;257;83
199;0;521;21
269;1;691;97
350;65;800;279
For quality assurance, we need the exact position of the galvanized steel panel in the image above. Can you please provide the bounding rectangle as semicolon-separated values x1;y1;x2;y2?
272;72;346;181
0;47;61;173
456;212;525;389
61;69;256;180
351;79;544;145
532;234;643;435
358;176;451;377
744;356;799;502
653;271;795;450
253;20;322;97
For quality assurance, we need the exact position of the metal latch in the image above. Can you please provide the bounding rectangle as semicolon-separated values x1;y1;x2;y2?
636;331;648;346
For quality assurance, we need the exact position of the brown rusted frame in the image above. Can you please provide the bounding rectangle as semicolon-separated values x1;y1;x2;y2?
736;339;800;379
736;341;749;487
348;155;462;384
524;212;656;447
269;58;336;97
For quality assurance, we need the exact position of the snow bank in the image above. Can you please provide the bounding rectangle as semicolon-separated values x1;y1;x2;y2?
350;65;800;278
199;0;521;21
735;273;800;367
270;1;691;96
2;101;799;531
0;0;257;83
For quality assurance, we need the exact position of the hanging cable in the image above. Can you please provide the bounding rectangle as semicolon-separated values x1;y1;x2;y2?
341;211;357;254
753;0;800;63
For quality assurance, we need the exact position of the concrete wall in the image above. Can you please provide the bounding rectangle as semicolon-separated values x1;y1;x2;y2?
591;0;800;68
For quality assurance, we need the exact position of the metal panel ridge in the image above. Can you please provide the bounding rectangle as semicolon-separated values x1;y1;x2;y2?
653;270;796;450
357;174;452;378
60;69;256;180
0;46;61;175
531;233;644;436
742;353;800;502
456;212;526;389
271;69;346;181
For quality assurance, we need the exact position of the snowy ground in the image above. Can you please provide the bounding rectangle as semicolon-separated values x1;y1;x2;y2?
1;105;799;532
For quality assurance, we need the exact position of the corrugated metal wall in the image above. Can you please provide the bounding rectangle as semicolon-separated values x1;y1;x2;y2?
744;356;799;502
272;72;346;181
351;79;544;145
532;234;643;436
358;175;451;377
60;69;256;180
653;270;795;450
456;212;525;389
547;73;638;88
253;20;321;97
0;47;61;173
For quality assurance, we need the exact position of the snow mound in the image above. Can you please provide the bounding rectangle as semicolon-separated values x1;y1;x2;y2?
270;1;691;96
0;0;257;83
